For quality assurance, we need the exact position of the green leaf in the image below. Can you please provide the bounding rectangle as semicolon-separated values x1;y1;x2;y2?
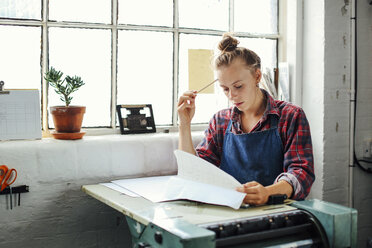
45;67;85;107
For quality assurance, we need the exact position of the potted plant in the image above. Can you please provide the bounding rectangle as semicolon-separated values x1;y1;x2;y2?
44;67;86;140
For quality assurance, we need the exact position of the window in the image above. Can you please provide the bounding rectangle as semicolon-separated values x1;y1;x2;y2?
0;0;278;131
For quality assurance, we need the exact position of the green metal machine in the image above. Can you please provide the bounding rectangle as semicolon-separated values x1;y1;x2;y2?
82;184;357;248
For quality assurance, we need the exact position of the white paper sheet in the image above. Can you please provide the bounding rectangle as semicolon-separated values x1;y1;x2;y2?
110;150;246;209
164;176;245;209
174;150;241;189
112;176;173;202
100;182;140;197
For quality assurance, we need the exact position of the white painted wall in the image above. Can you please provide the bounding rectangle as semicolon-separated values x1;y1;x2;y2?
302;0;325;201
354;0;372;245
0;133;203;248
302;0;372;246
322;0;351;206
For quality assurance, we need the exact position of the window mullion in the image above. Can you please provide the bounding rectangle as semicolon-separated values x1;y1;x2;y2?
111;0;118;128
229;0;234;32
41;0;49;132
172;0;179;127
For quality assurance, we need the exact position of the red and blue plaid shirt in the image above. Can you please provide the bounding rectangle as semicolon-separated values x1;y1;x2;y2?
196;89;315;200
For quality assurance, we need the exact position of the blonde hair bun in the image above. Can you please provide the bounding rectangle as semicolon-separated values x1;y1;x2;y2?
218;33;239;53
214;33;261;70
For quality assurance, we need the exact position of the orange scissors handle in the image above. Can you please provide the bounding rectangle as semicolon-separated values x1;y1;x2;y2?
0;167;17;192
0;165;9;182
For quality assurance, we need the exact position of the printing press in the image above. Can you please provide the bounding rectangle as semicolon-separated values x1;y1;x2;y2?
82;184;357;248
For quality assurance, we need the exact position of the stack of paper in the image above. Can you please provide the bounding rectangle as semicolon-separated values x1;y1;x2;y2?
0;90;41;140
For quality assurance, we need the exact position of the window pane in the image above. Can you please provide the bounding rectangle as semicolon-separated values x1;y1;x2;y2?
49;0;110;23
118;0;173;27
117;31;173;126
0;0;41;19
49;28;111;127
179;34;228;124
0;26;41;90
234;0;278;34
179;0;228;30
238;38;277;70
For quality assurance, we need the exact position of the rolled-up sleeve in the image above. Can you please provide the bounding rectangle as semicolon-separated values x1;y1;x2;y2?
275;108;315;200
196;110;231;166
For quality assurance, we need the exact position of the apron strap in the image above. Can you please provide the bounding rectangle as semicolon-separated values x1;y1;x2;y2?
225;118;233;135
269;114;280;128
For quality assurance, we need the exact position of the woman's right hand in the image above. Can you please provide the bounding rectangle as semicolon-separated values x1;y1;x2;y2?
177;91;197;126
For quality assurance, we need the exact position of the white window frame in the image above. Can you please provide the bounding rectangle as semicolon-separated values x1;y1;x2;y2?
0;0;280;135
280;0;303;107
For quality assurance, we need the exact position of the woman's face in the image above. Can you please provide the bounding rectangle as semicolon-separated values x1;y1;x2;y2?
217;58;261;112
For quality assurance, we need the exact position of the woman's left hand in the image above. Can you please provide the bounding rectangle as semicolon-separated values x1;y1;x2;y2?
236;181;269;205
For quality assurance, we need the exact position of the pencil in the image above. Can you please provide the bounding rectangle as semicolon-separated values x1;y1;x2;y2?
197;79;218;93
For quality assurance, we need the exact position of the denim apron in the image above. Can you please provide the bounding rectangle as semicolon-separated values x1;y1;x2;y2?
220;115;284;186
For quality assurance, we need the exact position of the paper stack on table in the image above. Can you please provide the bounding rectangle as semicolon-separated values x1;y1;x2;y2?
103;150;246;209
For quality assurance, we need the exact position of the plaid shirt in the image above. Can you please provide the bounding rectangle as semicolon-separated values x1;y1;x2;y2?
196;90;315;200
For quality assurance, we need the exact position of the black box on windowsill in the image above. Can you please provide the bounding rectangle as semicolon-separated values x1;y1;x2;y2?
116;104;156;134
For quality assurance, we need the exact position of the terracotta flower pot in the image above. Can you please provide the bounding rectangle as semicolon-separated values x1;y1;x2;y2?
50;106;86;133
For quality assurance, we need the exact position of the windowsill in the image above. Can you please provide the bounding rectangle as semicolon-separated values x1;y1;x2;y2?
1;130;205;145
42;124;208;138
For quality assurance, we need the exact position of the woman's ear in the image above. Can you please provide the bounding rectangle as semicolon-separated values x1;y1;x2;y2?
255;69;262;84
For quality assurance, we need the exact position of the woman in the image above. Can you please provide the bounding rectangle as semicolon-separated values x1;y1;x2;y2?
177;34;315;205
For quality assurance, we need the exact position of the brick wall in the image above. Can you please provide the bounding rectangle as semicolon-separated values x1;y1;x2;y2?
303;0;372;246
354;0;372;245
